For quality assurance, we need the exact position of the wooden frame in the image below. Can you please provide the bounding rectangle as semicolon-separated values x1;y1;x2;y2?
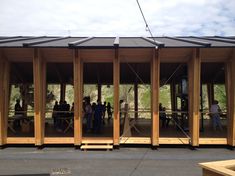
199;160;235;176
151;48;160;146
113;48;120;145
0;46;234;146
188;48;201;146
225;49;235;146
33;48;46;146
73;49;83;146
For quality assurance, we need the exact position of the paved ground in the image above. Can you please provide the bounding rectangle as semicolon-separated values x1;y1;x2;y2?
0;146;234;176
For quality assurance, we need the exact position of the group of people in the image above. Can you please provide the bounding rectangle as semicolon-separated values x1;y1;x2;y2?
52;100;74;132
83;97;112;133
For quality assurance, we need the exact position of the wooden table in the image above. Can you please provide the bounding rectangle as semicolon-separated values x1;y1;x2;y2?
199;160;235;176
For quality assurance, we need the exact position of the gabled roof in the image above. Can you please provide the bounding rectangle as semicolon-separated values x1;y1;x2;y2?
0;36;235;48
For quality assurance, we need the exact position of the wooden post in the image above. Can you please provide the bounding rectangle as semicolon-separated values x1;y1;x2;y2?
113;48;120;146
134;81;138;120
73;49;83;146
33;48;46;146
60;83;66;101
98;83;101;101
151;48;160;146
188;48;201;146
170;82;176;111
207;83;214;108
225;49;235;146
0;53;9;146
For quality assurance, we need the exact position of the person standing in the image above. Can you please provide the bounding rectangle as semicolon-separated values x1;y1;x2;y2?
94;100;103;133
210;100;223;131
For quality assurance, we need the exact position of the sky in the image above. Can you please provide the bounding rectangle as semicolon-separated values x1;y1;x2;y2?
1;0;235;37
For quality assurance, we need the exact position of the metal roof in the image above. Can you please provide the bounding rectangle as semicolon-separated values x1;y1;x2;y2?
0;36;235;48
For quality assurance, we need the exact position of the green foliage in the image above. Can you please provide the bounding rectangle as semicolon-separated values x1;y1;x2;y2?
214;84;226;111
159;85;171;109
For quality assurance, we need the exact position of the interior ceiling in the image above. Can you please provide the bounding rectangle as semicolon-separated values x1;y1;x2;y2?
10;62;225;85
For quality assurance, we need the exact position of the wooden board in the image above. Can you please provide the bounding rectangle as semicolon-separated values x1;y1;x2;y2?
199;159;235;176
33;49;45;145
188;48;201;146
199;138;227;145
6;137;35;144
44;137;74;144
159;138;190;145
151;48;160;146
73;49;83;145
120;137;151;144
226;49;235;146
113;48;120;145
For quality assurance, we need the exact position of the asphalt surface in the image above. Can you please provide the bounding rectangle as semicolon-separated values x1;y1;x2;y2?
0;146;234;176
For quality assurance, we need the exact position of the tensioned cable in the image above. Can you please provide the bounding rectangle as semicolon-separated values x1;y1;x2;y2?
162;64;183;87
136;0;157;43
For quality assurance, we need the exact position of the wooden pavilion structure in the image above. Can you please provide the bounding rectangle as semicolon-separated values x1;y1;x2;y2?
0;36;235;148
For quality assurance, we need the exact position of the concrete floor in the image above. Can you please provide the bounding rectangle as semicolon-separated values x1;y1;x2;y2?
0;146;234;176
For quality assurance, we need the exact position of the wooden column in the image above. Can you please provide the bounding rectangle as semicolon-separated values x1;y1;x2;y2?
151;48;160;146
170;82;176;111
98;83;101;101
0;54;9;146
134;81;138;120
33;49;46;146
60;83;66;101
207;83;214;108
188;48;201;146
73;49;83;146
113;48;120;146
225;49;235;146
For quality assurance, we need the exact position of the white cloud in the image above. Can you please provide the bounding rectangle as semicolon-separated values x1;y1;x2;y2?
0;0;234;36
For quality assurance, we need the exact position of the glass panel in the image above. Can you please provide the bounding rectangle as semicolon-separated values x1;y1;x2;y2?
8;62;34;137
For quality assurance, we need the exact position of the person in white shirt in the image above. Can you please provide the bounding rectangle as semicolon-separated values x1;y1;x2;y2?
210;100;223;131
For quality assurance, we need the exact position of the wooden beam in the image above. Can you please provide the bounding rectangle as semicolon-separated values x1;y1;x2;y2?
151;48;160;146
134;81;138;120
188;48;201;146
207;83;214;108
0;53;10;145
113;48;120;145
225;49;235;146
60;83;66;101
73;49;83;146
33;48;45;146
97;83;101;101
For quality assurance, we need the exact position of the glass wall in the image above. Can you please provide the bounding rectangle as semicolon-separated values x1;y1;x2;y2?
159;63;189;139
200;63;227;138
44;63;74;137
8;62;34;137
119;63;151;138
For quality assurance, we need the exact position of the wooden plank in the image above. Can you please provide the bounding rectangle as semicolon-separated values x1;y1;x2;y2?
120;137;151;144
188;48;201;146
0;55;4;145
225;49;235;146
113;48;120;145
199;138;227;145
159;138;190;145
33;48;45;146
0;55;10;145
199;160;235;176
81;145;113;150
6;137;35;144
44;137;74;144
151;48;160;146
73;49;83;145
82;137;113;144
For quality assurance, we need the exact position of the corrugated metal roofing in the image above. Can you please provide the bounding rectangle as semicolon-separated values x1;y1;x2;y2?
0;37;58;47
119;37;156;48
32;37;85;47
178;37;235;47
153;37;204;47
76;37;115;48
0;36;235;48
